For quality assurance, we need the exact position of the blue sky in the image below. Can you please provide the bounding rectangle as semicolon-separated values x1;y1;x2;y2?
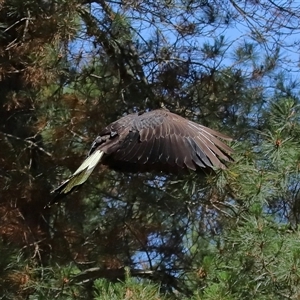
68;1;300;99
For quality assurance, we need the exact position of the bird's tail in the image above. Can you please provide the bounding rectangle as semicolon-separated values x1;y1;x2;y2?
51;149;104;197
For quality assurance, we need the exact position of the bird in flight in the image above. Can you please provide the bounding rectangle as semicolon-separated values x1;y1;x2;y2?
52;109;233;198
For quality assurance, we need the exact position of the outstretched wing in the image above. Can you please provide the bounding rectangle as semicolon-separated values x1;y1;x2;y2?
103;109;233;171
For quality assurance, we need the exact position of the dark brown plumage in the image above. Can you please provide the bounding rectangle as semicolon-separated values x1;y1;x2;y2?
52;109;233;197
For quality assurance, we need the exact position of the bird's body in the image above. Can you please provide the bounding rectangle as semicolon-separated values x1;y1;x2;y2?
53;109;233;197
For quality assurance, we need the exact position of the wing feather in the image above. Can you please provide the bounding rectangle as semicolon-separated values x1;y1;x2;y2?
188;138;212;168
163;121;170;136
197;124;232;140
147;136;161;164
187;122;232;155
158;136;169;163
154;124;163;139
173;134;186;168
169;121;191;168
163;134;176;166
139;127;149;142
137;139;152;162
198;133;232;160
138;132;156;164
182;137;196;170
103;109;233;171
119;140;141;163
185;137;207;168
194;136;224;168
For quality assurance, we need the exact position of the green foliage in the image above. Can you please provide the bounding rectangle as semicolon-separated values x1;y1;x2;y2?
93;271;163;300
1;0;300;299
190;217;300;300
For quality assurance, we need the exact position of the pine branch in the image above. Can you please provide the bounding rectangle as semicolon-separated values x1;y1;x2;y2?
1;132;52;157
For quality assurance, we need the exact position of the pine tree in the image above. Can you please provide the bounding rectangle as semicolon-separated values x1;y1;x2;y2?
1;0;300;299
